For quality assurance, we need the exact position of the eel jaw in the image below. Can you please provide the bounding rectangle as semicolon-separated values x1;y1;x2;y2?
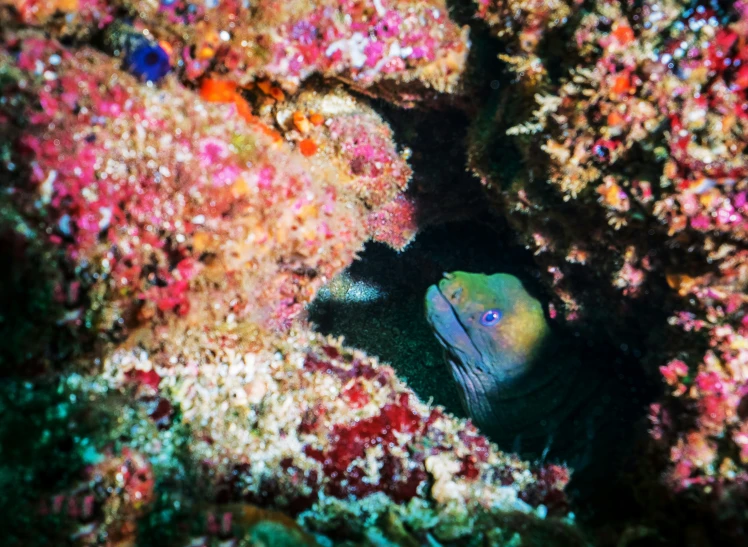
426;283;503;428
425;284;486;374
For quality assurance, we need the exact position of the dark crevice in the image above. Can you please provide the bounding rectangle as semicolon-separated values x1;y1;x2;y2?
308;217;531;416
308;92;662;536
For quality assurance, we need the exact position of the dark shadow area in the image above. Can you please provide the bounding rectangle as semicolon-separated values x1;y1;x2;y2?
308;216;543;415
308;217;661;543
0;227;80;376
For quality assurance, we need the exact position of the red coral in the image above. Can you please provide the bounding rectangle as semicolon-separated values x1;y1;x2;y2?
305;392;427;501
519;464;570;516
457;455;481;480
304;352;389;384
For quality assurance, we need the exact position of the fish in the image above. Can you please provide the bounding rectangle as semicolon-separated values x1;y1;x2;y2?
425;271;633;474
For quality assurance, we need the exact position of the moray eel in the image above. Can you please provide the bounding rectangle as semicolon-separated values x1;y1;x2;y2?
425;271;623;470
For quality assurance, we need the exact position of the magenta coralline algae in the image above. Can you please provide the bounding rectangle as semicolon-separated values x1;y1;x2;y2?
272;87;413;211
365;193;418;251
653;252;748;492
0;31;418;344
0;2;584;544
2;0;470;105
469;0;748;527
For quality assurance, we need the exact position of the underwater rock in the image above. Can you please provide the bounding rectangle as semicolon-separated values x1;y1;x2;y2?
273;87;412;209
468;0;748;539
651;250;748;496
0;0;115;33
8;322;578;544
0;30;415;366
100;325;573;530
364;193;419;251
1;0;470;105
471;0;748;324
14;0;748;543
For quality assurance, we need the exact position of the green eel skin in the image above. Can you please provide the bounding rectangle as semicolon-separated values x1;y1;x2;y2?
425;272;632;474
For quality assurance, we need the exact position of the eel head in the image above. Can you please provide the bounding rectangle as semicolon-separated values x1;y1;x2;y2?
425;271;551;386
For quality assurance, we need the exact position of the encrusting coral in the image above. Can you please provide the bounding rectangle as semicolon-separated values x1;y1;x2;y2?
85;325;574;543
1;0;470;105
470;0;748;539
0;1;584;545
0;28;418;353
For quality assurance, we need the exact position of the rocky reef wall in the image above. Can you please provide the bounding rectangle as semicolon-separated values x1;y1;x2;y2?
0;1;582;545
3;0;748;544
470;0;748;542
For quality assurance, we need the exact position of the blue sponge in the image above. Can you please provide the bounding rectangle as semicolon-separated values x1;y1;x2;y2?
125;41;171;83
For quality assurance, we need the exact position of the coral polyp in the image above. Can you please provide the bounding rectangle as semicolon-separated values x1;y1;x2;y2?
122;35;171;83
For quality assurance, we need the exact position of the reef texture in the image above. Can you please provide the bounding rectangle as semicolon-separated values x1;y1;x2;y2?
470;0;748;535
82;328;572;544
0;0;470;105
5;327;577;545
0;4;581;546
0;29;418;361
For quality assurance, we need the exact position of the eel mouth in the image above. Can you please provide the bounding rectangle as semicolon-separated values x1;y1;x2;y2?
425;282;496;424
425;284;461;348
425;282;483;371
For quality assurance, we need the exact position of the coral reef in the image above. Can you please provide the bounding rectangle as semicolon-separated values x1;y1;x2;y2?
469;0;748;540
1;0;470;105
271;87;413;209
0;2;584;545
8;0;748;541
93;326;574;543
1;326;578;544
0;29;416;362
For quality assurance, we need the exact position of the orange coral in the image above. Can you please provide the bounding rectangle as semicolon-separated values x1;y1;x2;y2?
200;78;239;103
299;138;318;156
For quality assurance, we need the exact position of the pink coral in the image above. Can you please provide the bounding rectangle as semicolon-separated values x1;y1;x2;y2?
2;31;413;339
2;0;470;104
469;0;748;522
365;193;418;251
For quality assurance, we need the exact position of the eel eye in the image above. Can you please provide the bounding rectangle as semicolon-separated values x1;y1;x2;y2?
480;309;502;326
